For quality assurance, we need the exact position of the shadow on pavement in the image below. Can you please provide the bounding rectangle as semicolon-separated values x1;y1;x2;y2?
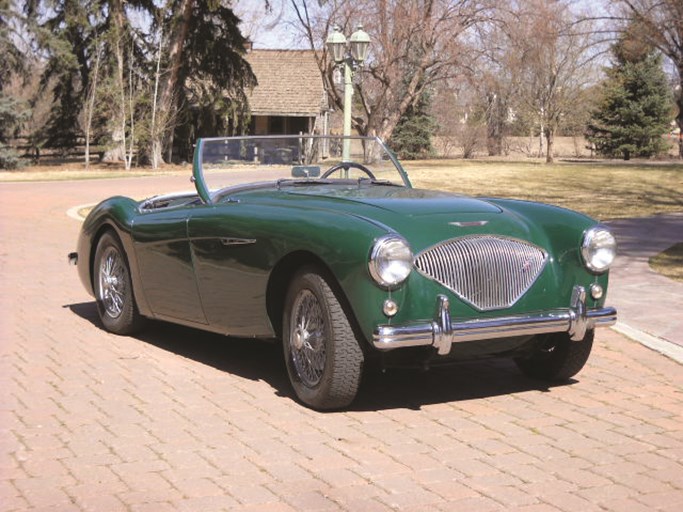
607;214;683;259
66;301;292;395
66;301;572;412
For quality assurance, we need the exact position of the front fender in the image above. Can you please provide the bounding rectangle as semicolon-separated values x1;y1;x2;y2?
76;197;151;316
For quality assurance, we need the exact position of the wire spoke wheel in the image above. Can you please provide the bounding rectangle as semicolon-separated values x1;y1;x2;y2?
289;289;326;387
283;268;364;410
94;231;145;335
98;246;127;319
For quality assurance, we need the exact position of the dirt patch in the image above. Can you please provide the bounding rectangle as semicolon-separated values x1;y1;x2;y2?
650;243;683;283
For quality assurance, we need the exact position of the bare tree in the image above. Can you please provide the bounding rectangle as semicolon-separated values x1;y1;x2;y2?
613;0;683;157
468;5;518;157
431;77;486;158
291;0;490;144
508;0;601;163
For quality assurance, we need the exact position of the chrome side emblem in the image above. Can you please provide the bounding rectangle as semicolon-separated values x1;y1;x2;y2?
449;221;489;227
220;237;256;246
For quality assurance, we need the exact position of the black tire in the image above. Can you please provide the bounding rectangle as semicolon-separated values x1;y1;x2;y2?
514;330;594;382
283;268;364;410
93;231;145;335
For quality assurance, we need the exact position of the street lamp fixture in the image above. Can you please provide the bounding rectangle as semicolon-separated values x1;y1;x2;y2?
326;27;347;63
326;25;371;163
349;26;370;63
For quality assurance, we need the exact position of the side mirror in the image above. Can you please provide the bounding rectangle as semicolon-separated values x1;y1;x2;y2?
291;165;321;178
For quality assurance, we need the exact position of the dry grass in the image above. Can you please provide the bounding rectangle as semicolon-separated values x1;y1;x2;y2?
3;157;682;222
405;159;683;221
649;243;683;283
0;161;189;182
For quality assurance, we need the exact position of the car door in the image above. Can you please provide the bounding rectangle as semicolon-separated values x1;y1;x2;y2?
187;203;274;337
132;209;208;324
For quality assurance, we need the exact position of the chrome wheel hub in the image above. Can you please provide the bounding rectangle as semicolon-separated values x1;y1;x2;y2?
289;289;326;388
99;247;126;319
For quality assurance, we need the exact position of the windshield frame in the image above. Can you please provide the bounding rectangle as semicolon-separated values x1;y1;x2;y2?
192;135;412;204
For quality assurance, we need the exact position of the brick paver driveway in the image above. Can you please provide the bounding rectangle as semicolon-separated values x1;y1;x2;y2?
1;175;682;512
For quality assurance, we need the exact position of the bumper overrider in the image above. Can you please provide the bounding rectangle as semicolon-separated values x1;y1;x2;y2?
373;285;617;356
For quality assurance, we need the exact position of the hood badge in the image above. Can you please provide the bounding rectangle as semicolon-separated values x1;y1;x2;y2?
449;221;489;227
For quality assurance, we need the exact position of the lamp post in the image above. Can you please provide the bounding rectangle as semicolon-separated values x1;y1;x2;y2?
326;25;370;163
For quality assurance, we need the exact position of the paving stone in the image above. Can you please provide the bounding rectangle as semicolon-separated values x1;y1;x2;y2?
2;178;682;512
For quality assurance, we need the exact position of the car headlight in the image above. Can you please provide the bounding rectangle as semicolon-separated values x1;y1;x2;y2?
368;235;413;288
581;226;617;273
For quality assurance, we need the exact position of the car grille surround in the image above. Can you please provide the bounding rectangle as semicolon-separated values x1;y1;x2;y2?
414;235;548;311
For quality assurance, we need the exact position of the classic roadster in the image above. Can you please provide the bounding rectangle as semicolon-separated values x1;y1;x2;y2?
70;135;617;410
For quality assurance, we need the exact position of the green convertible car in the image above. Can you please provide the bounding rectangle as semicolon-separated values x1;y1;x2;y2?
70;135;617;410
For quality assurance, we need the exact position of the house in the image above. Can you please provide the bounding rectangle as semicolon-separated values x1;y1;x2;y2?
244;49;329;136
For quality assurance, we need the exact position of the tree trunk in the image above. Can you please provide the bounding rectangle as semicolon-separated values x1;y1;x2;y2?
545;127;555;164
372;60;430;145
101;129;126;162
150;26;164;169
115;41;129;169
84;44;101;169
102;0;128;166
125;46;135;170
677;69;683;158
487;125;503;156
167;128;174;164
486;92;503;156
151;0;194;167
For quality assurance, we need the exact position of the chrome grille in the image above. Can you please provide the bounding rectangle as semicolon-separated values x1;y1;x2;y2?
414;235;547;311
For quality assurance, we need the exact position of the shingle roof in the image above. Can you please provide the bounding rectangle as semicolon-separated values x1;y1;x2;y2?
245;50;326;117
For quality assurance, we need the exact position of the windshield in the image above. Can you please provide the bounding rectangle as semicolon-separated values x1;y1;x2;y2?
193;135;411;203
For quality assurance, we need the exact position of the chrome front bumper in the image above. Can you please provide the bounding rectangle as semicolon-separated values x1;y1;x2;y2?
373;285;617;355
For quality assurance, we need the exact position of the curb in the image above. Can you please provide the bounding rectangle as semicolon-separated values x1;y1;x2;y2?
612;322;683;364
66;203;93;222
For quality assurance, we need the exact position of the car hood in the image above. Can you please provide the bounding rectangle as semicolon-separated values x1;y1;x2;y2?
277;186;548;251
284;186;502;216
237;184;592;254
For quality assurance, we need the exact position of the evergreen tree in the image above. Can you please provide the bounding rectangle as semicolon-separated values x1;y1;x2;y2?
22;0;254;167
389;90;436;160
26;0;154;157
587;30;673;160
163;0;256;162
26;0;94;150
0;0;30;169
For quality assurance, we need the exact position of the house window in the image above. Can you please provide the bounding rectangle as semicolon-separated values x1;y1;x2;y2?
268;116;285;134
250;116;313;135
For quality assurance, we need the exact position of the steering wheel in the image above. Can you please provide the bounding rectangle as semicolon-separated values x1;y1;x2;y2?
321;161;376;180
